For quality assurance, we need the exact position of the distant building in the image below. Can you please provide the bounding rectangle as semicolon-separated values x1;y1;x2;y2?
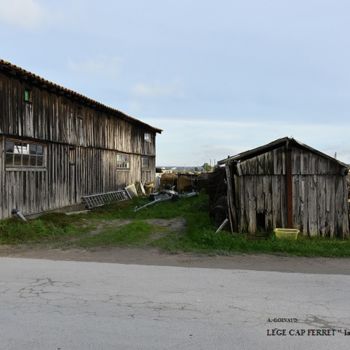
0;60;162;219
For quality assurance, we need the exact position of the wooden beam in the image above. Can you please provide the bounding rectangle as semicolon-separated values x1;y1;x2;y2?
225;163;235;234
286;145;293;228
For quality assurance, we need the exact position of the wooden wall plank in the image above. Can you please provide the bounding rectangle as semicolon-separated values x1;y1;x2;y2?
229;148;349;237
0;71;158;219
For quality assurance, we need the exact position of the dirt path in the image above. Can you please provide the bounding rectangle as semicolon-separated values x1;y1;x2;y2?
0;245;349;275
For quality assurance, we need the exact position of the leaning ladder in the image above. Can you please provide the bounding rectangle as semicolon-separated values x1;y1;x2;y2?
82;190;130;209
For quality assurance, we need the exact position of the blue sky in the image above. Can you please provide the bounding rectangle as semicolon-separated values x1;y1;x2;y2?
1;0;350;165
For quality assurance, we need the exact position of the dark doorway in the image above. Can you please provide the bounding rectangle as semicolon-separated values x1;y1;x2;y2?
256;211;266;232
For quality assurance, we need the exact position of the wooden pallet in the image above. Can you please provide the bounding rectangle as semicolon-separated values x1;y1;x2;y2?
82;190;129;209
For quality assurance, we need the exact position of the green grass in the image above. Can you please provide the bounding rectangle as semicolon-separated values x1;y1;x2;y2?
156;229;350;257
77;221;157;248
88;194;207;221
90;194;350;257
1;193;350;257
0;213;88;244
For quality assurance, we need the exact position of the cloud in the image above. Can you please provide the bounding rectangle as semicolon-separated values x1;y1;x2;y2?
144;117;350;166
132;80;184;98
0;0;45;28
67;56;122;79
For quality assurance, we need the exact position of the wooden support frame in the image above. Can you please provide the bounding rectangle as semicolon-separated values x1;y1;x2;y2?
225;162;238;234
285;144;293;228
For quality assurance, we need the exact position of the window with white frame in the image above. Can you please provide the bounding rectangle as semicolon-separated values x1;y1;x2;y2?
141;156;150;169
117;153;130;169
144;132;151;143
5;139;45;169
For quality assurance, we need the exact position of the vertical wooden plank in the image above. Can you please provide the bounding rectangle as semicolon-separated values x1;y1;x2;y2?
271;176;277;229
317;176;326;237
225;163;235;233
300;176;307;234
239;175;246;232
285;146;293;228
328;176;336;238
292;175;300;231
264;176;273;230
280;175;287;228
246;176;256;233
307;175;318;236
341;177;350;238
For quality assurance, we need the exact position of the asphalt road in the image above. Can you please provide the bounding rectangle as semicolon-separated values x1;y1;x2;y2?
0;257;349;350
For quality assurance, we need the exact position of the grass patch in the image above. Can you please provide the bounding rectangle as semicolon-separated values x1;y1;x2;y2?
77;221;157;248
1;193;350;257
157;229;350;257
0;213;88;244
88;195;208;221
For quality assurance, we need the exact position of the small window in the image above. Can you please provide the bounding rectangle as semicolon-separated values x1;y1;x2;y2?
144;133;151;143
142;156;150;169
117;153;130;169
24;89;32;103
5;139;46;169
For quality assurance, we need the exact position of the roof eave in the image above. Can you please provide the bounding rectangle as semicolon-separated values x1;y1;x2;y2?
218;137;349;170
0;59;162;134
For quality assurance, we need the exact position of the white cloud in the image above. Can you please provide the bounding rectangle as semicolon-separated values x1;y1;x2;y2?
144;117;350;166
132;80;184;98
67;56;122;79
0;0;45;28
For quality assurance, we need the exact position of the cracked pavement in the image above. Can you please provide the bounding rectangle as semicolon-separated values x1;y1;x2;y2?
0;257;349;349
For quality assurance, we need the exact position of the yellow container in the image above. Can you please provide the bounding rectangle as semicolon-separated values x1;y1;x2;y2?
274;228;299;240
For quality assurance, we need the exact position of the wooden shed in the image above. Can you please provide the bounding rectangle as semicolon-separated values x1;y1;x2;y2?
0;59;162;219
218;137;349;238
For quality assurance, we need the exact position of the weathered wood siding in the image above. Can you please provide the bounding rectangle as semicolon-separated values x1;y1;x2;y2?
0;72;156;155
141;156;156;184
229;146;349;237
0;71;157;219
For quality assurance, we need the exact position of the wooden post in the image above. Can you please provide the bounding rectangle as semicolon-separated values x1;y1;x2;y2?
225;163;237;234
285;144;293;228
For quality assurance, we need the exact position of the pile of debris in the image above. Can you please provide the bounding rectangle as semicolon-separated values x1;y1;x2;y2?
134;189;197;212
81;182;148;209
81;179;198;212
158;172;199;193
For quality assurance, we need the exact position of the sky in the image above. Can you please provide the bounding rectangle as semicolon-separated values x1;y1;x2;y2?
0;0;350;166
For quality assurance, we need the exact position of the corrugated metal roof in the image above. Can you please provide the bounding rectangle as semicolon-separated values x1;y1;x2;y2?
218;137;349;169
0;59;162;134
